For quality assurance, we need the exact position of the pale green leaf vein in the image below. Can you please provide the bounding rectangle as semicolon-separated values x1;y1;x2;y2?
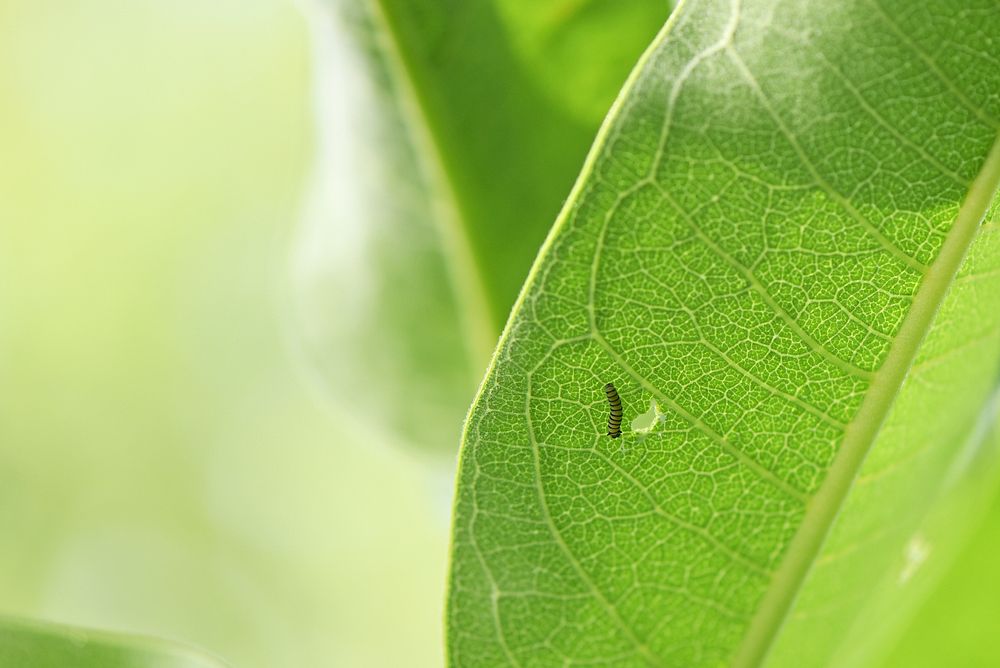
725;45;930;274
866;0;1000;132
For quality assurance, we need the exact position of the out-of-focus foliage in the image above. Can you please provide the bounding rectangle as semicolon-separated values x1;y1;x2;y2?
0;1;444;666
291;0;669;453
886;472;1000;667
0;617;225;668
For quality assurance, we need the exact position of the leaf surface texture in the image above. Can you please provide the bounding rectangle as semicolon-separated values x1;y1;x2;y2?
446;0;1000;664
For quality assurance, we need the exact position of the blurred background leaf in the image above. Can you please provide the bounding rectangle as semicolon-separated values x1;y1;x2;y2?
0;1;445;666
0;616;226;668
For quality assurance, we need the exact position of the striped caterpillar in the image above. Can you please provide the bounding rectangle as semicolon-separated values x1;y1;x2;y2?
604;383;623;438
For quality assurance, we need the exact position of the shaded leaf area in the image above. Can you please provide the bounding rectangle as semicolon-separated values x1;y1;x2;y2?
447;0;1000;665
0;617;225;668
295;0;668;452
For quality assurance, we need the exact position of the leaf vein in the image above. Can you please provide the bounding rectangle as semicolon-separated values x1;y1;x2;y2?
726;45;931;273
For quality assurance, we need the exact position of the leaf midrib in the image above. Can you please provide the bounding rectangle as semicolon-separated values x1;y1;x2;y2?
732;133;1000;668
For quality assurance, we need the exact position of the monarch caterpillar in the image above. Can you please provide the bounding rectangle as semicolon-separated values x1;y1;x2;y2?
604;383;623;438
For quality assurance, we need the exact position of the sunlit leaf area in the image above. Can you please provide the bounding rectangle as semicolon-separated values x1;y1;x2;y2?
1;0;998;666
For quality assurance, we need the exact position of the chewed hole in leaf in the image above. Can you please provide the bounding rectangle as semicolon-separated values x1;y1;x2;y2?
630;398;661;434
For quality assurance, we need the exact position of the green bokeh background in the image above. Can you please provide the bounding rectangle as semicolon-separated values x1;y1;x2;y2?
0;1;995;666
0;2;445;666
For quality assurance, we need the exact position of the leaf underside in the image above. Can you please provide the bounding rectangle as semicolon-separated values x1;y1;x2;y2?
446;0;1000;666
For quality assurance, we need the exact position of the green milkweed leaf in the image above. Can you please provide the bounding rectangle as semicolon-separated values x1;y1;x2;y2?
0;617;225;668
446;0;1000;665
